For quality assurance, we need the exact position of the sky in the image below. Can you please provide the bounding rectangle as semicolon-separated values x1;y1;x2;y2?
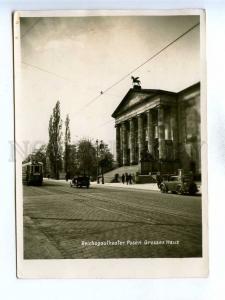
18;14;200;156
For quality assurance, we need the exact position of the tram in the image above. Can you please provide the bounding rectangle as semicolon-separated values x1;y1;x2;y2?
22;161;43;186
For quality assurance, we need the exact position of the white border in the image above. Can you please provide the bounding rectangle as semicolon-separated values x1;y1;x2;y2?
14;9;208;279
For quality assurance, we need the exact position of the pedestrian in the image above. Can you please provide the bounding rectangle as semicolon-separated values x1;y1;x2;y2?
65;173;68;182
125;173;129;185
122;173;125;184
129;173;132;184
156;173;162;188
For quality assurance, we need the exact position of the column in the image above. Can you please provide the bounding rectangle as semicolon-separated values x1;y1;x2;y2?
129;118;135;164
171;105;178;160
158;105;166;160
167;114;172;140
121;122;128;165
146;109;154;159
115;124;121;166
137;114;145;162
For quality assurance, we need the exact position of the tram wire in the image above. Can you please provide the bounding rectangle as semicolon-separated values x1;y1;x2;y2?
76;22;200;113
21;22;200;117
21;18;41;39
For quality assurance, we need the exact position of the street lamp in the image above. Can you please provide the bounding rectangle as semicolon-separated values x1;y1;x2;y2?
96;139;105;184
96;139;100;184
99;140;104;184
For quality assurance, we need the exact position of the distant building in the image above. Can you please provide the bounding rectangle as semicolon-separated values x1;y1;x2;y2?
112;82;201;178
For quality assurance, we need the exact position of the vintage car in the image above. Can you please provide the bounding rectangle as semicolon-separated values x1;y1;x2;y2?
70;176;90;188
159;175;198;195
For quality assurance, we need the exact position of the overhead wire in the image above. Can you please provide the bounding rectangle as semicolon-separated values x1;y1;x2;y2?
21;19;82;89
80;22;200;112
22;62;99;94
21;18;41;39
21;21;200;123
94;22;200;129
22;61;80;84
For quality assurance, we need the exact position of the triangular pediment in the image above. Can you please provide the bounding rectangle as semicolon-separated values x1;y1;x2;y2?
112;88;163;118
122;91;154;112
112;88;175;118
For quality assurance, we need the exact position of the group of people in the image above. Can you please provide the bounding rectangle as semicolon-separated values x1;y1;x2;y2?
121;173;133;185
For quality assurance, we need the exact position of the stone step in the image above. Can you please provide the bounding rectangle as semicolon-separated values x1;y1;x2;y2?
103;165;140;183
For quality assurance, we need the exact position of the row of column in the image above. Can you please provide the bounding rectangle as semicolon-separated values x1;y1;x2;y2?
116;105;178;166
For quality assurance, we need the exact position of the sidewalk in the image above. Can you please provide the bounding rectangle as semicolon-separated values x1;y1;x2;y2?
92;182;202;194
45;178;201;194
91;181;160;191
46;178;160;191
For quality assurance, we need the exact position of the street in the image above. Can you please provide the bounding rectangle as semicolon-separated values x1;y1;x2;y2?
23;180;202;259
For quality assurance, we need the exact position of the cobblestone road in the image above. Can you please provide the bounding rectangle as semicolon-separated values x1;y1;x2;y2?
23;180;202;259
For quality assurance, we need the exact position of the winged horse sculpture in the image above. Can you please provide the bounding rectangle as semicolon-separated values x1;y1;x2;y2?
131;76;141;87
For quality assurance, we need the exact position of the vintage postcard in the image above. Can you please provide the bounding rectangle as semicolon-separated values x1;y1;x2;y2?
14;9;208;278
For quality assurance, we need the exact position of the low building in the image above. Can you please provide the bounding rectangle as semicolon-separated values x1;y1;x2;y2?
112;82;201;178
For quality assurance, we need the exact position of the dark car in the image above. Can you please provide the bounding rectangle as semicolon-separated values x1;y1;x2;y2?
70;176;90;188
160;175;198;195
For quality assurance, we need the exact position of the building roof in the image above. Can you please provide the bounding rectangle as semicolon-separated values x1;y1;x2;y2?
111;82;200;119
111;87;176;118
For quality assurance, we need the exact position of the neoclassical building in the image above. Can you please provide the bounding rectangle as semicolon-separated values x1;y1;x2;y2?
112;82;201;177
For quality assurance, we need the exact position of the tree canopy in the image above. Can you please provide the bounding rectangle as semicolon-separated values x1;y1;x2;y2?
47;101;63;179
77;139;97;176
64;114;71;178
24;100;114;181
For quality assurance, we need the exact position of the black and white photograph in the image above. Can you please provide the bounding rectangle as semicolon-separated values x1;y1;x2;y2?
14;10;207;278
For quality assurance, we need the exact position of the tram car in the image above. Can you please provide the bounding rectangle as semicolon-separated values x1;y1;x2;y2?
22;161;43;186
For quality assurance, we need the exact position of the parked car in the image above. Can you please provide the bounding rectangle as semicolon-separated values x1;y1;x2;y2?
70;176;90;188
160;175;198;195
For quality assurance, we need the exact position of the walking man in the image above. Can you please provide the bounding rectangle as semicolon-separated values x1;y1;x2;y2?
129;173;132;184
122;173;125;184
125;173;129;185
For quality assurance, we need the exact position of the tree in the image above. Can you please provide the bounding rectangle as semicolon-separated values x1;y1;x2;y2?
22;144;49;177
77;139;96;177
98;142;114;183
47;101;63;179
33;145;48;176
99;143;114;173
68;144;78;177
64;114;71;179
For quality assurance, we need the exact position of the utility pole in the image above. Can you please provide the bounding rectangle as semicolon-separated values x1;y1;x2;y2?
96;140;100;184
99;141;105;184
96;139;105;184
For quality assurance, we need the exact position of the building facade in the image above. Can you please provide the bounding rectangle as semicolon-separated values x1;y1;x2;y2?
112;82;201;177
